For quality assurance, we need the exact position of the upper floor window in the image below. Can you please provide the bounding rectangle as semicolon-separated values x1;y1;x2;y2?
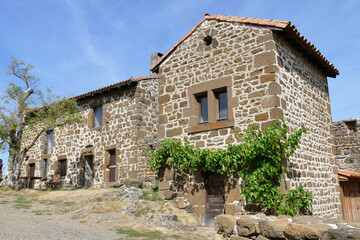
215;89;228;120
197;94;208;123
185;76;236;133
93;106;103;127
46;130;54;154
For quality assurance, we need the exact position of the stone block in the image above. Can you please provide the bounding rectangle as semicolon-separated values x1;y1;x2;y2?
193;206;206;226
158;180;171;190
260;73;276;83
159;94;170;104
255;113;269;122
261;120;277;131
270;107;283;119
254;51;276;68
259;219;289;239
225;204;235;215
267;82;281;95
262;96;280;109
164;167;174;180
320;228;360;240
237;218;261;237
176;197;185;209
186;184;206;205
284;223;331;240
163;190;176;200
215;214;236;236
230;236;251;240
166;127;182;137
225;179;241;203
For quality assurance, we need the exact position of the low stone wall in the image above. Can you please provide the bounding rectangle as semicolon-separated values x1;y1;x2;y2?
214;214;360;240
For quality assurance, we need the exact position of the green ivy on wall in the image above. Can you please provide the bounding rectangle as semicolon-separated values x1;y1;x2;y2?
148;116;313;216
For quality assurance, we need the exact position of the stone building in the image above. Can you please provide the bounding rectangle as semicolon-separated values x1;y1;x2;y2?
20;14;341;225
333;119;360;170
333;119;360;222
21;76;159;188
150;14;340;224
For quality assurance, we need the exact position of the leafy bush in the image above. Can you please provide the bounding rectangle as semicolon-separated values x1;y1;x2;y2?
148;116;312;216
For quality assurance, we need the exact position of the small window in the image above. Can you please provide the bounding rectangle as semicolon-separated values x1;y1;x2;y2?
345;121;357;132
216;90;228;120
93;106;103;127
43;159;48;178
46;130;54;154
58;159;67;177
197;94;208;123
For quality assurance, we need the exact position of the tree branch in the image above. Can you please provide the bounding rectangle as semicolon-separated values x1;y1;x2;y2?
22;128;45;156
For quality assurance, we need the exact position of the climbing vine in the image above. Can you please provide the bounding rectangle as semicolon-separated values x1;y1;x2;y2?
148;116;312;216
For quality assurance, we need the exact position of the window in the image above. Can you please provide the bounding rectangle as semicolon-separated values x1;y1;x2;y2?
215;89;228;120
46;130;54;154
185;76;236;133
58;159;67;177
43;159;48;178
197;94;208;123
93;106;103;127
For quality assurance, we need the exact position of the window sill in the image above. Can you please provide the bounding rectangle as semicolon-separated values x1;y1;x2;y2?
90;126;102;131
189;119;234;134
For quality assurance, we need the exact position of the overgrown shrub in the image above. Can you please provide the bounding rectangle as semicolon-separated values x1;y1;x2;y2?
148;116;312;216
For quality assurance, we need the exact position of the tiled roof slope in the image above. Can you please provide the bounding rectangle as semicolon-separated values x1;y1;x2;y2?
150;14;339;77
73;75;158;100
338;169;360;180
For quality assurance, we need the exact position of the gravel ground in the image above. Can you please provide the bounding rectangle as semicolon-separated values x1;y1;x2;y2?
0;195;120;240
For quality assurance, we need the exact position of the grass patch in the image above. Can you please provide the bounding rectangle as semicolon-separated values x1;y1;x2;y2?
14;196;32;204
0;186;11;191
62;201;75;207
171;234;181;239
32;210;44;215
117;229;165;240
13;203;31;209
141;188;163;202
39;200;60;205
0;195;5;198
0;200;9;204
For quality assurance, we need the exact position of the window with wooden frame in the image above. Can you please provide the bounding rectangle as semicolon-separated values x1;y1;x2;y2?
93;106;103;127
184;76;237;133
43;159;48;179
58;159;67;177
46;130;54;154
196;92;208;124
214;88;228;121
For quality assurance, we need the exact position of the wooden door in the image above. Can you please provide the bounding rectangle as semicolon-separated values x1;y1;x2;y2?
84;155;94;188
340;181;360;222
108;150;116;182
205;173;225;227
29;164;35;189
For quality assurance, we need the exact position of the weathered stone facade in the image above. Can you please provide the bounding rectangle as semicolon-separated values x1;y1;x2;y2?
152;15;341;221
19;14;342;224
20;76;158;188
333;119;360;170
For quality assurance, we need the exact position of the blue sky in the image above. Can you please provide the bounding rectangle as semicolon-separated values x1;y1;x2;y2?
1;0;359;171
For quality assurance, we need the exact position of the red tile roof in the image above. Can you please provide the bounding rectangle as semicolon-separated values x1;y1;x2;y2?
338;169;360;180
150;14;339;77
72;75;158;100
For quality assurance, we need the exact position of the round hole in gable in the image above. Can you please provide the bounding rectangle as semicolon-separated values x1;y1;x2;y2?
203;36;213;46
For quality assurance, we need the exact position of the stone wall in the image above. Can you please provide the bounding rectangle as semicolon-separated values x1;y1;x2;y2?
273;33;341;218
333;119;360;170
156;18;340;220
214;214;360;240
20;77;158;188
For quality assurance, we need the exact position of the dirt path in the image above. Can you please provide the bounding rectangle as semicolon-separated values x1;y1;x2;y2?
0;188;215;240
0;195;120;240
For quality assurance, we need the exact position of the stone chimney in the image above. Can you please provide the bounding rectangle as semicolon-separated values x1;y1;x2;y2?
150;52;163;75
